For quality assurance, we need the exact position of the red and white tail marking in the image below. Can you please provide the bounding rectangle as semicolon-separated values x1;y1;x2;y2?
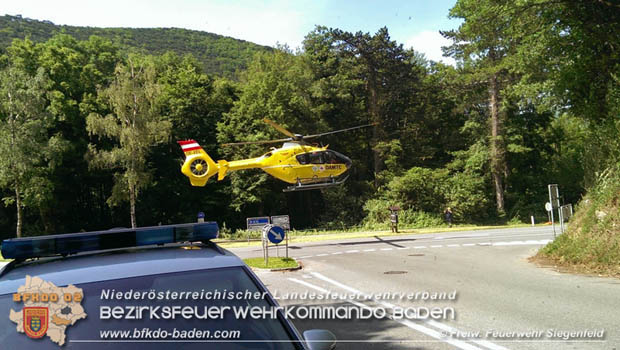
177;140;202;153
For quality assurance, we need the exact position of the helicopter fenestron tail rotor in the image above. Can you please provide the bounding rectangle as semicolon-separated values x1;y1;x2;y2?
190;158;209;176
221;118;377;146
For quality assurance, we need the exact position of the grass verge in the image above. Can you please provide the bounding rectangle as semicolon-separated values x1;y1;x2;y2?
243;257;299;269
533;169;620;278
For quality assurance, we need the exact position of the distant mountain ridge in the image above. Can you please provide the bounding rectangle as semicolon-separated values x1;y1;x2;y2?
0;14;272;76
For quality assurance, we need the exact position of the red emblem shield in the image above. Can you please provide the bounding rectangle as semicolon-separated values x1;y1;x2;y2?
23;307;48;338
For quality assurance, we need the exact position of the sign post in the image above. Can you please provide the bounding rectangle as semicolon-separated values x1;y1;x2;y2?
262;225;286;267
271;215;290;259
548;184;559;238
247;216;270;243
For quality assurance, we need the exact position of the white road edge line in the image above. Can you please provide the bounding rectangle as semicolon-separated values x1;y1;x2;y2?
309;272;509;350
288;277;483;350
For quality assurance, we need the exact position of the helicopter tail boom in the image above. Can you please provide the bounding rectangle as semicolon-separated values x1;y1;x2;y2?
178;140;266;186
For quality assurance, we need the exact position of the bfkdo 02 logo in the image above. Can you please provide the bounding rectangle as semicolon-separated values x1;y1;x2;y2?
10;276;87;346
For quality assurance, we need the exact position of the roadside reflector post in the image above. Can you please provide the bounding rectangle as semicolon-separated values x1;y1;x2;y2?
531;216;535;226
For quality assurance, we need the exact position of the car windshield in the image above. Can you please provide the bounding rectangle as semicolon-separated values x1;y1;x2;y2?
0;266;301;349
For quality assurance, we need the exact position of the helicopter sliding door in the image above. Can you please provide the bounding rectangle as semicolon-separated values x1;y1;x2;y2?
291;150;352;185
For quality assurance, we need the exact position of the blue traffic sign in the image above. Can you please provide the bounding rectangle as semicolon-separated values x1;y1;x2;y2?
264;225;286;244
248;217;269;225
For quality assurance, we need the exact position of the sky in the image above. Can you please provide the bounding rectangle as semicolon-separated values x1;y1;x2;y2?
1;0;460;65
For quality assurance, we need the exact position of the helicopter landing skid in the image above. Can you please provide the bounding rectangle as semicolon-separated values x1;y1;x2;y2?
283;176;349;192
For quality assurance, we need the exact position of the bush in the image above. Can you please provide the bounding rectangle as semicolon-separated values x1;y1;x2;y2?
399;210;445;228
364;165;493;226
362;198;444;229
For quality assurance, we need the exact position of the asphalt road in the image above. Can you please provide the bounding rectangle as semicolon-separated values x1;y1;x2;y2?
232;226;620;350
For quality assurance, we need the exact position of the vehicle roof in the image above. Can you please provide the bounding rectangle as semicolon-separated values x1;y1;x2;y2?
0;243;244;295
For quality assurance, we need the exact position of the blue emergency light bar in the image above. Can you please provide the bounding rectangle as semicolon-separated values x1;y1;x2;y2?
1;222;219;260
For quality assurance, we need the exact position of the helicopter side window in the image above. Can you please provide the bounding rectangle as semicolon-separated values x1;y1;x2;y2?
324;151;338;164
308;152;325;164
296;153;310;165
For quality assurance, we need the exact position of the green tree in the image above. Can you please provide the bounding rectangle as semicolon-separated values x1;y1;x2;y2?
508;0;620;182
86;54;171;228
0;66;63;237
443;0;519;215
139;52;238;226
217;48;315;215
309;27;420;185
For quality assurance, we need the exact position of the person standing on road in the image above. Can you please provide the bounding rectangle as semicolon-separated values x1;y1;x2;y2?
444;207;453;227
390;210;399;233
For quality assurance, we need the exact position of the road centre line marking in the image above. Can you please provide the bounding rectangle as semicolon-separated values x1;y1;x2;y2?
418;231;551;244
294;240;551;260
306;273;489;350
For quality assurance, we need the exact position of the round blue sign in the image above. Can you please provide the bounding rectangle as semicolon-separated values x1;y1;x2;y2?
264;225;286;244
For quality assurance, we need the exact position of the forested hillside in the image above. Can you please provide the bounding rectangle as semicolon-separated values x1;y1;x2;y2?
0;14;271;76
0;0;618;278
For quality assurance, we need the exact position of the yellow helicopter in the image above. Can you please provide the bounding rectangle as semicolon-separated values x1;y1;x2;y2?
178;118;373;192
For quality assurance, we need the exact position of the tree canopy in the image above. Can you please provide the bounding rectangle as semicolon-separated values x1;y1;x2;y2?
0;4;617;238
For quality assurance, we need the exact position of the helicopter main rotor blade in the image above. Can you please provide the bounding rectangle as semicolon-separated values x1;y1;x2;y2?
221;138;291;147
303;122;378;139
263;118;296;138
